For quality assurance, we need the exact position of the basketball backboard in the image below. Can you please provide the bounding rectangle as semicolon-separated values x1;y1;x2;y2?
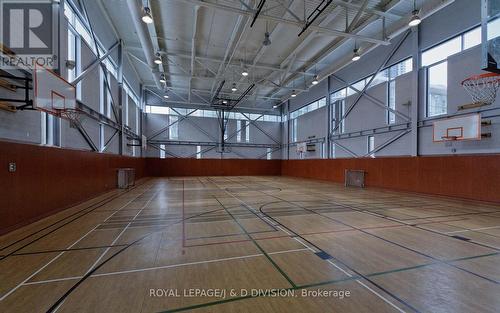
433;114;481;142
34;64;76;115
482;0;500;73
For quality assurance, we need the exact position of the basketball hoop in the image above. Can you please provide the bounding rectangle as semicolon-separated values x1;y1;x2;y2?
461;73;500;105
441;135;459;141
58;109;84;128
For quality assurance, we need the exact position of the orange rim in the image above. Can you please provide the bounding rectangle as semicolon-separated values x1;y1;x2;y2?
461;72;500;85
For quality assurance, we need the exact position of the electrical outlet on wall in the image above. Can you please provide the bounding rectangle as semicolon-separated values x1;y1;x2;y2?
8;162;16;172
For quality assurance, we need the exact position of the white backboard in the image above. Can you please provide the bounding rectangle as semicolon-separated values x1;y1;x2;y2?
34;65;76;113
433;114;481;142
297;142;307;153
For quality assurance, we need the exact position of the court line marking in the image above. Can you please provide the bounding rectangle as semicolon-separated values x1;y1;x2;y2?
0;185;140;253
84;190;159;275
446;225;500;234
0;225;99;301
24;248;310;286
227;177;417;312
0;183;155;301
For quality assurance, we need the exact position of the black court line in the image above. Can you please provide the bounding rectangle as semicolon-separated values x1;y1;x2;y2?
0;182;146;253
206;177;279;232
269;184;500;253
45;205;228;313
260;197;500;285
212;196;297;289
159;251;500;313
254;203;421;313
247;179;500;282
0;182;152;261
10;244;129;256
186;229;277;241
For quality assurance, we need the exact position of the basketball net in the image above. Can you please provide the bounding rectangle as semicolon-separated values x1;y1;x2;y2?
58;109;83;128
461;73;500;105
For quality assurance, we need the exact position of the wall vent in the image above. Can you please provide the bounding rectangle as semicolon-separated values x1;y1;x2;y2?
345;170;365;188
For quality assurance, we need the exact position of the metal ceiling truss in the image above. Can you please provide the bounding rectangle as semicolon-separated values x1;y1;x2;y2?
145;88;277;114
151;49;317;77
298;0;335;37
251;0;267;27
174;0;391;45
267;0;404;101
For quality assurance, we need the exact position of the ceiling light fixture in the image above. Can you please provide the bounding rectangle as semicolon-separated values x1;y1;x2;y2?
408;0;421;27
241;67;249;77
352;48;361;61
163;94;169;99
231;83;237;92
408;10;421;27
273;104;278;109
159;74;166;83
312;75;319;85
291;90;297;98
222;100;228;104
263;21;271;46
142;7;153;24
154;53;162;65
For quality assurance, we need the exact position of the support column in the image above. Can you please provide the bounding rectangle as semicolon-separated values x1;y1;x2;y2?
411;28;420;156
326;77;331;159
117;40;124;155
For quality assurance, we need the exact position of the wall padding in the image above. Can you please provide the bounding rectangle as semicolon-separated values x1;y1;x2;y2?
281;156;500;203
0;140;146;234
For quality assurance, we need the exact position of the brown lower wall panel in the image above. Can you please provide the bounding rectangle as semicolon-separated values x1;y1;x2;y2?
281;156;500;203
0;141;147;235
146;158;281;177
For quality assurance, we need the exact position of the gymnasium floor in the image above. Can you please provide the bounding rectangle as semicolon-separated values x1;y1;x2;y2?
1;177;499;313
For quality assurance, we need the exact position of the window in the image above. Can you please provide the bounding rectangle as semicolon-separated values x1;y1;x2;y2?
291;119;298;142
421;26;484;67
427;61;448;117
289;97;326;119
267;148;272;160
488;18;500;40
143;106;280;122
245;121;250;142
422;37;461;67
368;136;375;158
463;27;481;50
196;146;201;159
159;144;166;159
339;100;345;133
135;107;140;135
169;116;178;139
387;80;396;124
41;113;60;147
236;120;242;142
99;125;104;152
348;79;366;96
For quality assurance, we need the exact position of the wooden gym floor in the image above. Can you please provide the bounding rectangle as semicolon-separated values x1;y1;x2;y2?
1;176;499;313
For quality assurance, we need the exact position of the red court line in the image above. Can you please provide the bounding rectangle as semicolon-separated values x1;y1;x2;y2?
182;180;186;248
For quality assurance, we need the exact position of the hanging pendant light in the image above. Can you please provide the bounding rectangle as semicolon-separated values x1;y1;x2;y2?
408;0;421;27
142;6;153;24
